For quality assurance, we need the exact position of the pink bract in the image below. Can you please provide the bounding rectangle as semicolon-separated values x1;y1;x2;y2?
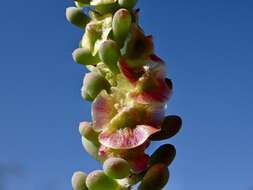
92;91;117;132
99;125;160;149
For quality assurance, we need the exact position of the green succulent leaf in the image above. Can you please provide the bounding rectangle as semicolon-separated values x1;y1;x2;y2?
98;39;121;74
66;7;90;29
86;170;120;190
150;115;182;141
72;48;100;65
138;164;169;190
150;144;176;166
81;72;111;101
112;8;132;46
71;171;89;190
79;122;99;145
82;137;100;160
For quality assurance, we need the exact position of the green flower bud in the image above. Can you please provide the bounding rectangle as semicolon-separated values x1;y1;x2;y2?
66;7;90;29
112;9;132;46
138;164;169;190
150;115;182;141
82;137;100;160
98;40;121;74
118;0;137;9
86;170;120;190
72;48;100;65
79;122;99;145
71;171;89;190
103;157;130;179
81;72;111;101
150;144;176;166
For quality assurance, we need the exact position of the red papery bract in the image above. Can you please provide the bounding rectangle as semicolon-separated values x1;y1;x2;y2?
92;91;116;132
130;78;172;104
99;125;160;149
119;58;145;86
120;55;172;104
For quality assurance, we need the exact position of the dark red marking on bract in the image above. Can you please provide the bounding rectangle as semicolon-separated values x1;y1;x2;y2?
119;58;145;86
128;154;150;174
131;78;172;104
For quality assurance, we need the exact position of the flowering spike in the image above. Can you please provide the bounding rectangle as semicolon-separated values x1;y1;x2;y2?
66;1;182;189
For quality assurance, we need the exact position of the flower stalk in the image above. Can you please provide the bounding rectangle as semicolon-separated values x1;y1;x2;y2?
66;1;182;189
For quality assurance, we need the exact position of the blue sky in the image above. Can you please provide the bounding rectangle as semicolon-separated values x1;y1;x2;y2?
0;0;253;189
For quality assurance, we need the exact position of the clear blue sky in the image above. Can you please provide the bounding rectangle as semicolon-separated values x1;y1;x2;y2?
0;0;253;190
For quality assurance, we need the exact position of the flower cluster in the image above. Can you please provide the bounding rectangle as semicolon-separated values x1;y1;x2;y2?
66;0;182;189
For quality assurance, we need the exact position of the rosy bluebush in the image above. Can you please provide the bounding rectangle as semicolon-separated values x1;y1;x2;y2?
66;1;182;189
